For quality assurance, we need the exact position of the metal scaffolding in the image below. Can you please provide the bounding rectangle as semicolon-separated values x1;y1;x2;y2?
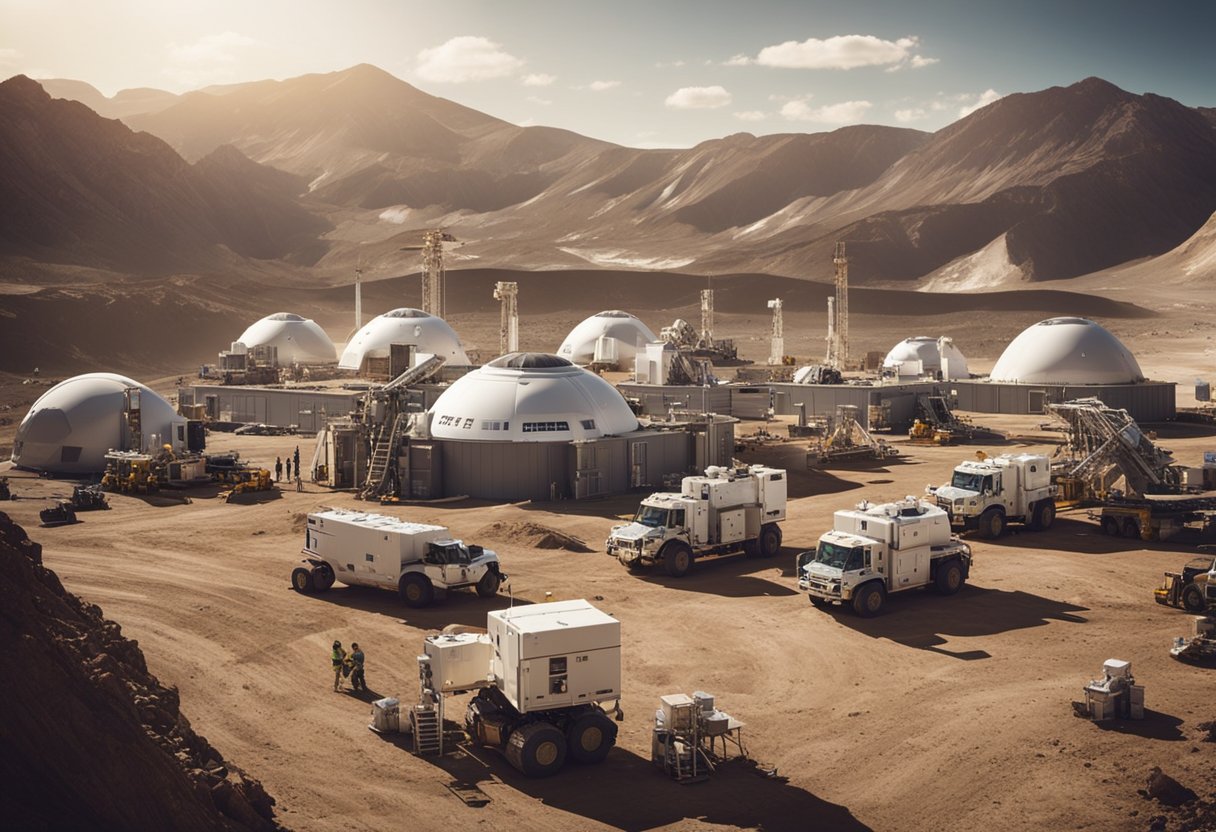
493;281;519;356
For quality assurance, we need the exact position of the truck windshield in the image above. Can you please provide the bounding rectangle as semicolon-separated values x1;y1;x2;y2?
635;505;668;527
814;542;864;571
951;471;984;491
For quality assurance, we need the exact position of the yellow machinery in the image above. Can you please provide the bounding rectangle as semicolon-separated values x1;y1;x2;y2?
219;468;273;502
102;453;160;494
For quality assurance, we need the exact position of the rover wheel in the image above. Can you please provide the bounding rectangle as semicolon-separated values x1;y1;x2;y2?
1101;517;1119;536
399;573;434;608
809;595;827;608
852;582;885;617
312;565;335;592
662;542;693;578
979;509;1005;539
935;559;965;595
1123;519;1140;540
566;711;617;764
759;524;783;557
1182;584;1207;613
475;570;501;598
291;567;315;594
505;722;567;778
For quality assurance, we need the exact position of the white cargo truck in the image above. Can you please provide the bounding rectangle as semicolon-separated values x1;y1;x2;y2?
798;496;973;616
414;599;622;777
929;453;1056;538
292;508;505;607
606;464;787;576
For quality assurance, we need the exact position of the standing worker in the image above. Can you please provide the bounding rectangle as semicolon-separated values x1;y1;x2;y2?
294;445;301;476
286;457;292;481
275;456;283;482
331;640;346;692
349;643;366;692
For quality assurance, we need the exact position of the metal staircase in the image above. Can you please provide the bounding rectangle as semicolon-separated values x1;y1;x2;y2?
362;412;407;499
410;705;441;755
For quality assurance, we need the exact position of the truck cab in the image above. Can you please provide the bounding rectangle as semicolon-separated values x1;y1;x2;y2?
931;453;1056;538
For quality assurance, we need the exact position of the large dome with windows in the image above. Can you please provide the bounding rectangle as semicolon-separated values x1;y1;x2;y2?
237;312;336;364
428;353;639;442
989;317;1144;385
12;373;182;474
557;310;657;368
339;308;470;372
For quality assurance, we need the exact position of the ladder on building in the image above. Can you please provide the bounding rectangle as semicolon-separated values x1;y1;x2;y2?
362;412;407;499
410;705;441;755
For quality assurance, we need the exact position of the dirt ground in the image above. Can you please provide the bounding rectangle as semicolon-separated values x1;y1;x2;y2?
3;412;1214;832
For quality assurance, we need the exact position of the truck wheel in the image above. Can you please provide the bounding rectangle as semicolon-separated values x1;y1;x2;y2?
1182;584;1207;613
566;711;618;764
312;565;335;592
662;542;693;577
743;539;761;558
1122;519;1140;540
935;559;965;595
978;509;1005;539
759;524;782;558
1030;501;1056;531
475;570;501;598
505;722;567;777
809;595;827;609
852;582;885;617
399;573;434;608
1101;517;1119;536
291;567;315;594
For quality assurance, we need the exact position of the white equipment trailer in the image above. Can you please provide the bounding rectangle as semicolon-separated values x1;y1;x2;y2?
798;496;973;616
413;599;622;777
929;453;1056;538
293;508;505;607
606;464;787;577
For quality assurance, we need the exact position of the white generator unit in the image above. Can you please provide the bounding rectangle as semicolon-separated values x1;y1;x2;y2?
293;508;504;607
413;600;624;777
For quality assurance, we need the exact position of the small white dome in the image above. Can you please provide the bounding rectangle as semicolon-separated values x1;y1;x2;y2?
989;317;1144;384
339;308;470;371
429;353;639;442
883;337;970;379
237;312;336;364
557;310;658;368
12;373;181;474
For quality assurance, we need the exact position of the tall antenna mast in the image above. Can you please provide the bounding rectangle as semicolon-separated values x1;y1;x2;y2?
494;281;519;356
827;241;849;369
699;288;714;347
354;262;363;332
767;298;783;365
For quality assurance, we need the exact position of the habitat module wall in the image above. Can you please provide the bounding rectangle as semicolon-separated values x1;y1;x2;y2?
183;385;363;432
949;380;1176;422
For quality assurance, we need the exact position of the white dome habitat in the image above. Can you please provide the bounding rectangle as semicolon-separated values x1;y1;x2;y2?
557;310;658;368
989;317;1144;385
428;353;639;443
237;312;336;364
12;373;183;475
339;308;470;372
883;337;970;379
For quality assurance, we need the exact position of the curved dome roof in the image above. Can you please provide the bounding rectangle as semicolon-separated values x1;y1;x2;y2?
883;336;970;379
989;318;1144;384
237;312;336;364
557;310;657;367
429;352;639;442
339;308;470;371
12;373;181;474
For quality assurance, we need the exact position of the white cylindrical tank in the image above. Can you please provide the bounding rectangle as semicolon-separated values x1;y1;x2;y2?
557;311;658;368
237;313;336;364
339;308;470;371
882;337;970;379
12;373;182;474
989;317;1144;384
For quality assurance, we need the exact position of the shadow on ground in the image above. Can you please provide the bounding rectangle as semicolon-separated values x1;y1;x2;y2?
288;583;533;629
634;548;796;598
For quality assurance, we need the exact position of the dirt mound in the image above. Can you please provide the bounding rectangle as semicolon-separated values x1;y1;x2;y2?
1144;767;1198;806
476;520;592;552
0;512;282;830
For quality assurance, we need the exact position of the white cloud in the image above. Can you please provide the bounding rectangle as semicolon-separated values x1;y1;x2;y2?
958;88;1002;118
666;85;732;109
522;72;555;86
416;36;523;83
781;98;872;124
526;95;552;106
724;54;752;67
894;108;926;123
733;110;766;122
753;35;918;70
0;47;22;65
164;31;257;86
910;55;939;68
655;60;687;68
589;80;620;91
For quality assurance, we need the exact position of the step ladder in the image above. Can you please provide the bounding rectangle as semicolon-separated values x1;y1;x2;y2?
411;705;441;755
362;412;407;499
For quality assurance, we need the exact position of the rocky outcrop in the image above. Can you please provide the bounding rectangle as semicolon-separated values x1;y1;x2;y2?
0;512;282;830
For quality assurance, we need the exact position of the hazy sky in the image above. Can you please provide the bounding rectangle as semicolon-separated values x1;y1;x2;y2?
3;0;1214;147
